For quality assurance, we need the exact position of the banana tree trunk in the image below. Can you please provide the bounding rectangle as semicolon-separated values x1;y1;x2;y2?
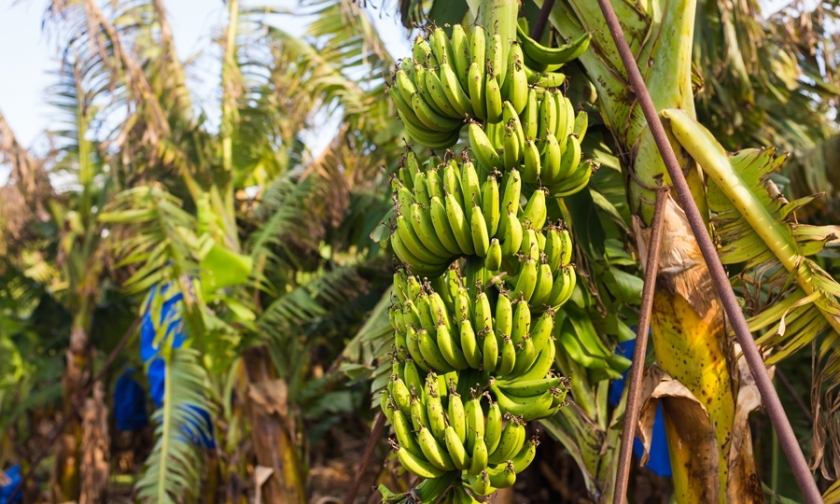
541;0;763;501
243;348;306;504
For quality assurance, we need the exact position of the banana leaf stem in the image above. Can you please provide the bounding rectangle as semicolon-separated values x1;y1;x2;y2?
7;316;143;504
593;0;822;501
530;0;555;40
615;183;669;504
343;411;387;504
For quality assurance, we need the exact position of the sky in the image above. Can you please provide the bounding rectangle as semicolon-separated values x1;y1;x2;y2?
0;0;808;184
0;0;413;184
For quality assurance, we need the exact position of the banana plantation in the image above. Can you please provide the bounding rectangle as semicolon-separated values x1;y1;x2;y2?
1;0;840;502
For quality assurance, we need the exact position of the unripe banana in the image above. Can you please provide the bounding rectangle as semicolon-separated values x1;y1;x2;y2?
464;392;485;452
510;335;536;376
499;211;523;258
392;409;424;458
391;377;412;415
440;62;474;117
455;284;474;326
442;162;465;210
461;159;482;224
483;292;505;341
541;131;562;183
425;68;461;119
450;24;471;91
521;88;539;140
460;319;482;369
484;396;504;455
447;388;466;443
548;265;576;309
426;386;447;440
413;35;434;66
470;204;491;257
430;196;463;256
488;415;525;464
417;424;456;471
465;470;493;496
467;62;487;121
396;215;447;264
482;327;499;372
410;391;430;430
502;125;520;171
403;358;425;397
409;203;452;259
511;299;531;347
496;335;516;376
529;260;554;309
410;91;461;132
573;110;589;144
521;188;547;230
437;323;470;370
516;23;591;66
484;72;503;124
394;442;445;479
498;168;521;236
417;327;456;373
487;461;517;489
538;90;556;138
413;172;431;207
391;232;448;277
468;436;489;476
511;257;537;303
491;383;556;421
469;122;502;172
485;238;502;271
522;138;542;184
406;326;430;372
431;27;455;69
506;45;528;114
556;133;582;181
474;291;493;332
480;175;500;237
380;390;394;424
511;436;539;474
445;192;475;256
503;101;526;151
488;33;503;83
444;425;471;470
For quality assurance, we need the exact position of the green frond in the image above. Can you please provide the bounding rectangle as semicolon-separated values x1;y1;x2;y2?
99;185;199;295
135;346;217;504
258;265;370;336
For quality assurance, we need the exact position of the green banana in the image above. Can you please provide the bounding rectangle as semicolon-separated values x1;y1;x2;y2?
511;436;539;474
502;124;520;170
488;415;525;464
409;203;452;259
541;131;562;183
396;215;447;264
482;327;499;372
487;461;517;489
500;211;523;258
394;443;446;479
406;326;430;372
417;327;456;373
469;122;502;172
403;358;425;397
410;391;430;431
460;319;482;369
430;196;463;256
516;23;592;66
391;377;412;415
485;72;503;124
392;409;424;458
445;192;475;256
425;68;461;119
464;392;485;452
485;239;502;271
510;335;536;377
450;24;471;92
496;335;516;376
417;424;456;471
439;62;474;117
444;425;470;471
522;138;542;184
467;62;487;121
495;376;563;398
460;159;482;224
521;88;539;140
437;324;469;370
480;174;500;237
447;388;466;443
484;396;503;455
510;257;537;303
410;89;461;131
468;436;489;476
470;204;490;257
426;385;447;440
521;188;547;230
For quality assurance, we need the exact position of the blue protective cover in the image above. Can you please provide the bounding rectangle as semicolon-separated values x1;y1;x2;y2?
608;338;672;477
140;284;215;448
113;368;148;431
0;465;22;504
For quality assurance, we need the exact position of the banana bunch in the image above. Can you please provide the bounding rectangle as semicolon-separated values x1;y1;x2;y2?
390;153;516;277
392;268;564;382
466;87;592;195
380;367;552;497
515;18;592;73
555;315;632;378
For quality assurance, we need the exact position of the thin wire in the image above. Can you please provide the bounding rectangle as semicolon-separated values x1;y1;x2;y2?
594;1;822;501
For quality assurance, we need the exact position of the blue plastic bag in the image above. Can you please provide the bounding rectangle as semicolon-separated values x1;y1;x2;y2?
608;338;672;477
140;284;215;448
113;368;148;431
0;465;22;504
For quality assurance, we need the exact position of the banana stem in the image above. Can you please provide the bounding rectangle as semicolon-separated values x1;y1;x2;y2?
343;412;387;504
614;183;668;504
594;1;821;501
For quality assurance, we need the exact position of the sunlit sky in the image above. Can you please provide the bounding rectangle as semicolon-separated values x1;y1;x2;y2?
0;0;807;184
